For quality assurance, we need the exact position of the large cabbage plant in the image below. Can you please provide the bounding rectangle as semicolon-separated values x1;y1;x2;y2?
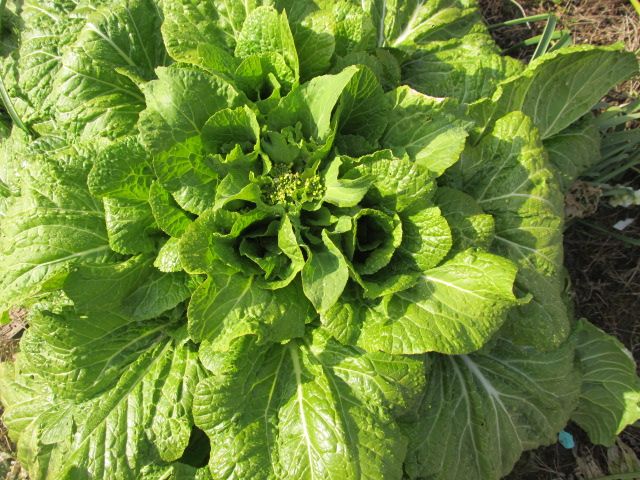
0;1;639;479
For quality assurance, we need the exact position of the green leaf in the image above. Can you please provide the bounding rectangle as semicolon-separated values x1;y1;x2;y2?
0;325;204;479
492;45;639;139
284;5;335;80
201;105;260;154
0;252;204;478
152;136;218;215
402;34;523;104
53;0;167;139
323;156;373;207
160;0;248;60
348;150;436;212
64;255;195;322
235;6;299;81
11;2;99;126
302;230;349;313
544;116;602;191
459;112;569;350
384;0;485;47
269;66;359;140
155;237;184;272
336;64;389;146
193;332;424;480
187;273;309;349
382;86;470;176
148;181;194;237
347;208;403;276
103;197;159;254
331;1;377;56
138;65;243;153
89;136;153;201
404;336;580;480
436;187;495;253
358;249;518;354
398;206;452;271
572;319;640;446
0;154;111;312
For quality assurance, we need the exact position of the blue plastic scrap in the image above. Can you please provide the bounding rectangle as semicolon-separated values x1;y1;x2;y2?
558;430;575;449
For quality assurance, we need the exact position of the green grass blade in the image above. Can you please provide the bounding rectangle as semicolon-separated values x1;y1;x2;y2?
549;31;573;52
489;13;551;29
532;15;558;60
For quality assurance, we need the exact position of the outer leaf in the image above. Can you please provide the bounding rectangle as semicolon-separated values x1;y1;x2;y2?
384;0;485;47
358;249;518;354
402;34;523;104
103;197;159;254
0;154;111;313
381;86;470;176
235;6;299;81
160;0;245;60
53;0;167;139
193;332;425;480
139;65;243;153
0;330;203;479
459;112;569;350
544;116;601;191
0;254;204;479
187;274;309;349
492;45;639;139
89;136;154;201
404;336;580;480
280;3;335;80
572;319;640;446
9;1;103;125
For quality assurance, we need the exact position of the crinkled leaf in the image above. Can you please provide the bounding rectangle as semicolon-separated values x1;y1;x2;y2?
103;197;159;254
458;112;569;350
436;187;495;253
402;34;523;104
0;154;111;313
139;65;243;153
545;116;602;191
89;136;153;201
382;86;470;175
302;230;349;313
187;273;310;349
53;0;167;139
572;319;640;446
193;332;425;480
492;45;638;139
403;336;580;480
358;249;518;354
235;6;299;81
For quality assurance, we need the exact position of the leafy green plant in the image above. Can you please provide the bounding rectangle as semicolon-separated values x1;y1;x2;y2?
0;1;639;479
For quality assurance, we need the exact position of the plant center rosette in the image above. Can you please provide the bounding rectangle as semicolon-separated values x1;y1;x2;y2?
112;56;520;356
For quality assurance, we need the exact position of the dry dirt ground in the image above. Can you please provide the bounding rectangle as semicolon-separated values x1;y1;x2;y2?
1;2;639;479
